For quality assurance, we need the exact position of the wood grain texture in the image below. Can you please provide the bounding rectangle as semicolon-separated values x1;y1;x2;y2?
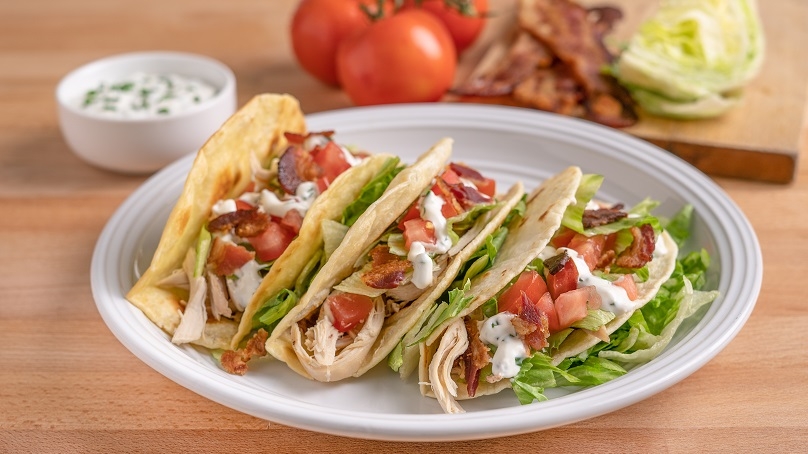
0;0;806;451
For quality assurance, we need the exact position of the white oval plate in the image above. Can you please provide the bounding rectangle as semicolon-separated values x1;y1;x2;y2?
92;104;761;441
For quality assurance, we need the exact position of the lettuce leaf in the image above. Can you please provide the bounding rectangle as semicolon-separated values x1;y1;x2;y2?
341;157;403;227
406;280;475;347
252;288;298;330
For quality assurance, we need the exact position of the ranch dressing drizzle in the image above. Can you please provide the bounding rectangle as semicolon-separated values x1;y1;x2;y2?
479;313;526;379
407;191;452;289
560;247;633;315
259;181;319;218
78;72;216;118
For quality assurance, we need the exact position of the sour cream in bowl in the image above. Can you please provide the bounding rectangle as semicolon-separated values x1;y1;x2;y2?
56;51;237;174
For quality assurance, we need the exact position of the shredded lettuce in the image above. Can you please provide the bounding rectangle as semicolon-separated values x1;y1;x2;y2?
341;157;404;227
252;289;298;330
561;174;604;233
321;219;349;261
611;0;765;118
407;280;475;347
193;227;212;278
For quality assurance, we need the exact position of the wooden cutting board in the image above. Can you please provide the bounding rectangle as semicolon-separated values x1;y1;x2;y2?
451;0;806;184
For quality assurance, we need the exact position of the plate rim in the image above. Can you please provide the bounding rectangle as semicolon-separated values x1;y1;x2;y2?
92;103;762;441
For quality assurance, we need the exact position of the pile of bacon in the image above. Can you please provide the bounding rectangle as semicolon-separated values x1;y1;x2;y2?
454;0;637;128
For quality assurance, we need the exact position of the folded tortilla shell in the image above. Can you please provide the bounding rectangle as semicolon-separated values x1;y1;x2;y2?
127;93;306;349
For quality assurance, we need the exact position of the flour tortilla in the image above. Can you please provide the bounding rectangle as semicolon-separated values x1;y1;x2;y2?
419;166;678;405
126;93;392;350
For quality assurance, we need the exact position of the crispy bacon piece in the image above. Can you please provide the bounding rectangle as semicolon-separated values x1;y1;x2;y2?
512;292;550;351
208;208;270;238
513;66;587;117
362;249;411;289
453;32;554;97
615;224;656;269
518;0;637;127
207;238;255;276
220;329;269;375
582;203;627;229
463;318;491;397
277;146;321;194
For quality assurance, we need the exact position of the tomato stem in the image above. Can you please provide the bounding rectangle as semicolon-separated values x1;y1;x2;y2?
360;0;388;21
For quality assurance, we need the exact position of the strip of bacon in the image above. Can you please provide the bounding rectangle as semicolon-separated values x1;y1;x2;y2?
582;203;627;229
463;318;491;398
361;258;411;289
615;224;656;269
220;329;269;375
208;208;270;238
207;237;255;276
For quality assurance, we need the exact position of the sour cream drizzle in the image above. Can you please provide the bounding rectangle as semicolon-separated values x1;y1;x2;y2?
560;247;633;315
259;181;319;218
479;313;527;379
407;191;453;289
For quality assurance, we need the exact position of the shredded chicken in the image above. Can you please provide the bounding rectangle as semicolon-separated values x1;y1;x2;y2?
156;268;188;289
428;318;470;414
171;251;208;344
207;271;232;321
291;297;386;382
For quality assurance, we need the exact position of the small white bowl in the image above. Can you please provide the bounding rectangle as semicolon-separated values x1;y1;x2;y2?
56;51;237;174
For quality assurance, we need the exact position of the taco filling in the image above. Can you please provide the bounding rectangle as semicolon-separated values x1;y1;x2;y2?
165;131;368;345
290;162;504;381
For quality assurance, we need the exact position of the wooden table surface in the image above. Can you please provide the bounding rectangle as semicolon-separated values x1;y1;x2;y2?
2;0;806;451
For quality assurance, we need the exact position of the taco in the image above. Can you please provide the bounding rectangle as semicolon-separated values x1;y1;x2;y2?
126;94;398;362
266;139;526;382
416;167;715;413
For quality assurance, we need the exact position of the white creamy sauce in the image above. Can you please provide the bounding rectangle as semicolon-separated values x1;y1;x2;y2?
226;259;263;312
407;242;433;289
560;247;633;315
211;199;237;216
259;181;319;218
78;72;217;118
339;145;363;166
479;313;526;379
538;245;559;261
405;191;453;290
654;233;668;257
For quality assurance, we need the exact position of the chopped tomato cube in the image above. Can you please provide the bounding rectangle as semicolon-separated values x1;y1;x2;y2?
430;179;463;218
613;275;638;301
247;221;296;262
550;227;576;249
449;162;496;197
403;218;436;249
497;270;547;315
474;178;496;198
328;293;374;333
235;199;254;211
546;254;579;300
311;141;352;185
440;168;461;185
207;238;255;276
555;287;597;329
568;234;606;271
534;291;561;333
280;209;304;235
397;201;421;231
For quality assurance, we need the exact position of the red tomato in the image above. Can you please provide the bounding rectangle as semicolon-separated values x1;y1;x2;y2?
290;0;379;86
546;254;579;300
568;234;606;271
403;0;487;54
497;270;547;314
613;275;638;301
328;293;374;332
247;221;296;262
448;162;496;197
336;9;457;105
403;218;436;249
311;141;352;186
550;227;576;249
440;168;462;185
235;199;254;211
397;201;421;230
535;291;561;333
431;178;463;218
280;209;304;235
555;286;600;329
207;238;255;276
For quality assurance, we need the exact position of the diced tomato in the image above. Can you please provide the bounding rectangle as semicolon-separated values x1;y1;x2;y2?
555;286;597;329
550;227;576;249
568;234;606;271
280;209;304;235
440;168;461;185
449;183;491;209
315;176;329;193
534;291;561;333
247;221;296;262
242;181;256;193
546;254;579;300
448;162;496;197
235;199;254;211
311;141;352;185
397;201;421;230
328;293;374;333
613;275;638;301
474;178;496;198
207;238;255;276
497;270;547;315
403;218;436;249
430;179;463;218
